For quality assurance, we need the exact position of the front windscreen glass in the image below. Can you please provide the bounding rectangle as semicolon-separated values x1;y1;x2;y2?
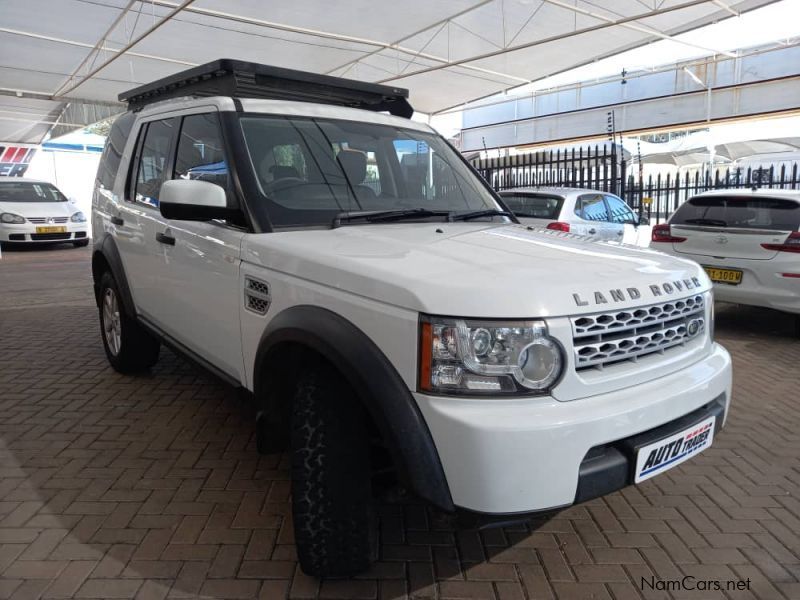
499;193;563;219
239;115;502;227
0;181;67;203
671;196;800;231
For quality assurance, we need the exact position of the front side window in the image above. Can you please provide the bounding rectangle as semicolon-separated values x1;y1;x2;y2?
133;119;175;208
575;194;609;222
0;181;66;203
174;113;229;193
671;196;800;231
240;115;500;228
499;193;563;219
605;195;636;224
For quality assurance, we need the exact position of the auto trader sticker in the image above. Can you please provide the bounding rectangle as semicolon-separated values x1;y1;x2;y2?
634;416;715;483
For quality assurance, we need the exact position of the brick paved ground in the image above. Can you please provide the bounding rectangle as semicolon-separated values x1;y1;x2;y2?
0;244;798;600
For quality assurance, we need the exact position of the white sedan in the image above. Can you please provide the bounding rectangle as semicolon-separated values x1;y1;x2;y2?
498;187;652;247
0;177;89;247
650;189;800;315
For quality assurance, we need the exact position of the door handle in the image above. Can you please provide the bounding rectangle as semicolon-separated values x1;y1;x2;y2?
588;228;597;235
616;230;624;236
110;216;124;226
156;232;175;246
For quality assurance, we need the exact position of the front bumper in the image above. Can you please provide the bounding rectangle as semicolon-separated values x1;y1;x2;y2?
414;342;732;514
0;222;88;243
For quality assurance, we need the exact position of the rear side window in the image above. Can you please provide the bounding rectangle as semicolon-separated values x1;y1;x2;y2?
575;194;608;222
174;113;229;193
132;119;175;208
671;196;800;231
97;112;134;191
605;195;636;224
500;193;563;219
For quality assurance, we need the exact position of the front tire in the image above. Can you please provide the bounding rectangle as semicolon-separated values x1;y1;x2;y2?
291;362;374;577
98;271;160;373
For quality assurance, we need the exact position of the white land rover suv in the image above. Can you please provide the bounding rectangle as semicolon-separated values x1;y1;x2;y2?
92;60;732;578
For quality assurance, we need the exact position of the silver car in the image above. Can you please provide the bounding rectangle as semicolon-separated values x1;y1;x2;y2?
499;187;652;247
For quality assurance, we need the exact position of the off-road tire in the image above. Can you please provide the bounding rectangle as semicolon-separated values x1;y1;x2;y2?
73;239;90;247
291;362;374;577
98;271;160;373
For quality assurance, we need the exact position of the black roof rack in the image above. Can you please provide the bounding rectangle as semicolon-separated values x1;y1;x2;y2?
119;59;414;118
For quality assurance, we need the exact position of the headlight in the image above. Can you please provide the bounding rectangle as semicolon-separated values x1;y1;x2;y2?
70;211;86;223
0;212;25;224
419;316;564;395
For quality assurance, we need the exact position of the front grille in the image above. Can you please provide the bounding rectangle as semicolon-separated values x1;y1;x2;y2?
571;295;705;371
30;233;71;241
27;217;69;224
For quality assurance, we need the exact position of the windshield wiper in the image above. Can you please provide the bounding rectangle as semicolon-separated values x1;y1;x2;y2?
333;208;451;227
682;218;728;227
449;209;514;222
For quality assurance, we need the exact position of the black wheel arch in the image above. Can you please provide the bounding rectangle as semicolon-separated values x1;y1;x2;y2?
254;305;454;512
91;233;136;317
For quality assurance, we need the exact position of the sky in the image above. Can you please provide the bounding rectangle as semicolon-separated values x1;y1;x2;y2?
425;0;800;138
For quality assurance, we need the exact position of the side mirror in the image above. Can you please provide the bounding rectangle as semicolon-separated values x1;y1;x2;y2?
638;215;650;226
159;179;235;221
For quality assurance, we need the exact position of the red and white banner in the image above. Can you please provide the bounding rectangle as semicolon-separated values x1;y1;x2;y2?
0;144;37;177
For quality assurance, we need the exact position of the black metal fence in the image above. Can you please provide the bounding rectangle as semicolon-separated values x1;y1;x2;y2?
469;145;800;223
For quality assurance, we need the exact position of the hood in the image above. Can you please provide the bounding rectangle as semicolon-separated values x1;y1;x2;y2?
0;200;76;219
243;223;710;317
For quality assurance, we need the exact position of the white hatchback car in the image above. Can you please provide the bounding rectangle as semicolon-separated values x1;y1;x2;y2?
651;189;800;316
0;177;89;246
498;187;652;247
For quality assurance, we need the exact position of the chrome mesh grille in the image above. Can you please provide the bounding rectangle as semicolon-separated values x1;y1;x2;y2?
571;295;705;371
27;216;69;224
244;276;271;315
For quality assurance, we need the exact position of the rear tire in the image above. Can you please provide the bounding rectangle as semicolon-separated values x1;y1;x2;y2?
98;271;160;373
291;362;374;577
73;239;90;247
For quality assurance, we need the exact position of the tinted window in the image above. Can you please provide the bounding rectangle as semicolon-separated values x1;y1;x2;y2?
97;112;134;191
240;116;500;228
576;194;608;221
671;196;800;231
499;193;563;219
133;119;175;208
0;181;66;203
174;113;229;193
606;195;636;224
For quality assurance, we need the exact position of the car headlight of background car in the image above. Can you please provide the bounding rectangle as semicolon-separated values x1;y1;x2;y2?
419;316;564;395
70;211;86;223
0;212;25;224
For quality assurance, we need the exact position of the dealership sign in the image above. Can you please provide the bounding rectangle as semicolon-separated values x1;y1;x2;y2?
0;144;37;177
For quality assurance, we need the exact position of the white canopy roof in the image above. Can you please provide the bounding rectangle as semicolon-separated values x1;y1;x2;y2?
0;0;777;143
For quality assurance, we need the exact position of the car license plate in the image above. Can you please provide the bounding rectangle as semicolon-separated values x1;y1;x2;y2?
35;226;67;234
703;266;742;285
634;416;715;483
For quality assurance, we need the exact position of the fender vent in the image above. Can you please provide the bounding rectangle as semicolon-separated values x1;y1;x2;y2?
244;276;271;315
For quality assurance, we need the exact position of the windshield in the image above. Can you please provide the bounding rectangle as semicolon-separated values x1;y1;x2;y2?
671;195;800;231
239;115;502;227
0;181;67;203
499;192;563;219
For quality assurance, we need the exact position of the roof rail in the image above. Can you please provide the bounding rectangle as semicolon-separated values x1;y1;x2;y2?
118;59;414;118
